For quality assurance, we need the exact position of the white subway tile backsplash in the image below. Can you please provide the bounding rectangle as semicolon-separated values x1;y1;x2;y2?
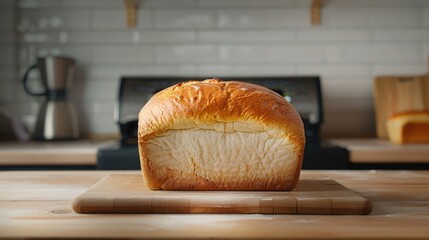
85;66;135;78
31;45;93;64
219;10;265;28
369;8;421;27
83;114;117;134
92;9;152;30
18;0;60;9
219;9;309;28
370;0;429;6
140;31;196;43
91;46;154;64
324;46;342;62
322;113;375;138
74;102;115;123
0;32;14;44
198;0;311;7
61;0;123;8
131;65;197;75
372;29;429;41
20;32;59;44
0;68;17;103
65;31;132;44
0;67;15;79
267;9;310;27
371;64;428;75
219;45;323;63
197;65;295;76
0;80;15;102
17;44;81;66
0;47;15;66
85;65;198;78
422;8;429;26
72;78;118;100
154;9;217;29
326;45;373;62
18;44;92;67
325;99;374;114
325;44;422;63
322;99;375;137
198;30;295;42
322;8;369;27
297;65;370;76
19;10;91;30
324;0;370;7
0;0;14;8
298;30;370;42
85;101;115;116
322;76;373;100
92;10;122;29
6;0;429;137
156;45;217;63
144;0;196;7
0;10;14;30
371;44;422;62
424;43;429;61
423;7;429;27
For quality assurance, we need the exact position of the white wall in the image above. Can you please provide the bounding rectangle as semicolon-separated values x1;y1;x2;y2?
9;0;429;138
0;0;17;111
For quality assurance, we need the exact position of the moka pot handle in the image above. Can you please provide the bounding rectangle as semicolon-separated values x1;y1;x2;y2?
22;64;47;97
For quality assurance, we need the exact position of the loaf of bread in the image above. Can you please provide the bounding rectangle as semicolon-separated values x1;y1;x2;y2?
387;111;429;144
138;79;305;191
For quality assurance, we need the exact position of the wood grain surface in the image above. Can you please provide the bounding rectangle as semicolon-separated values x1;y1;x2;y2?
331;138;429;163
1;170;429;239
373;75;429;138
0;141;112;166
72;174;371;215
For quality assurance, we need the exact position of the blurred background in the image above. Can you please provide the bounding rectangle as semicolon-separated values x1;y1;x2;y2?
0;0;428;170
3;0;429;138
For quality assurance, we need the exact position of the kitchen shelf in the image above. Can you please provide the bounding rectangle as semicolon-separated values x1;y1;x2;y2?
311;0;322;25
121;0;323;28
123;0;137;28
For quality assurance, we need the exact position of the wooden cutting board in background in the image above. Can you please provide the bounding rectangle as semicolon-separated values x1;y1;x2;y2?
72;174;372;215
373;75;429;138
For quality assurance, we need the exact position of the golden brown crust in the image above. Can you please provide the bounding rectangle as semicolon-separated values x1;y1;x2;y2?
402;123;429;143
138;79;304;142
138;79;305;190
387;111;429;144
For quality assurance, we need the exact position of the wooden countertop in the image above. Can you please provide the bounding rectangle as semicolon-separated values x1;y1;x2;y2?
1;170;428;239
331;138;429;163
2;139;428;166
0;141;112;166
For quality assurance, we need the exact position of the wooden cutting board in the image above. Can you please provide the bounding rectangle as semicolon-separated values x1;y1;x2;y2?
72;174;372;215
373;75;429;138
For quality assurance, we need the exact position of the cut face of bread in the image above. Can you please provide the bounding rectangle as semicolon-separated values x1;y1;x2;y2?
138;79;305;191
140;122;299;190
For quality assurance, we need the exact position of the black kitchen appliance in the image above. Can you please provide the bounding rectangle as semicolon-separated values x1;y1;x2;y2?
97;76;349;170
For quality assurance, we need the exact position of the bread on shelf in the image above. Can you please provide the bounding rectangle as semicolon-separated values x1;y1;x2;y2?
387;111;429;144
